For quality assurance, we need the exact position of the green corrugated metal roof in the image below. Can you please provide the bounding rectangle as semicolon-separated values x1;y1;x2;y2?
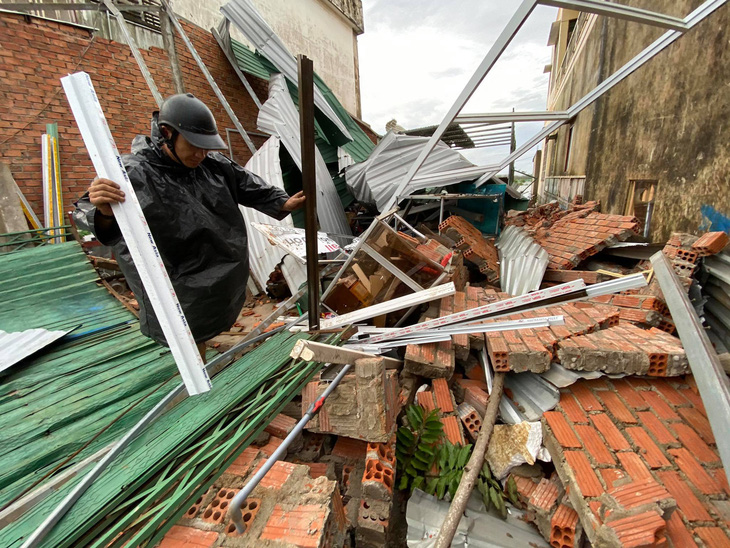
0;243;178;509
230;40;375;164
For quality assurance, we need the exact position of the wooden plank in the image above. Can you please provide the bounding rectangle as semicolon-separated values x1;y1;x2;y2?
290;339;402;369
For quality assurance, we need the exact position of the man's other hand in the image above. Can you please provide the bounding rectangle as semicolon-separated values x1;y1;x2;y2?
89;178;125;216
282;190;306;212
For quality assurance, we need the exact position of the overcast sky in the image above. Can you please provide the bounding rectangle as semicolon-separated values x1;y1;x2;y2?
357;1;559;174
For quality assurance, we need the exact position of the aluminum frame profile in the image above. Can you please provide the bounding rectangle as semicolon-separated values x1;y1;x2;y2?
651;251;730;483
501;372;560;424
60;72;211;396
385;0;722;207
258;74;351;239
319;282;456;329
497;225;549;296
220;0;352;142
454;111;571;124
473;0;725;185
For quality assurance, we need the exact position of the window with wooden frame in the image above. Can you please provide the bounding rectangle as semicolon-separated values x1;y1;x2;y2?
625;179;657;237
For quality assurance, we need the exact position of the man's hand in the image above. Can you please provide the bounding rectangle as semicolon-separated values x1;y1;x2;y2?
282;190;306;212
89;177;125;216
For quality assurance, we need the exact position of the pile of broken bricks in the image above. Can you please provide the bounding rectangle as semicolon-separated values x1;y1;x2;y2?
165;202;730;547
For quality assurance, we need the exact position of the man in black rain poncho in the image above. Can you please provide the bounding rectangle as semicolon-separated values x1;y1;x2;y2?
74;93;305;354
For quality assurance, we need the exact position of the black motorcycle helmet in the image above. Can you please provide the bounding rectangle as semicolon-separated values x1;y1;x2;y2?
157;93;227;150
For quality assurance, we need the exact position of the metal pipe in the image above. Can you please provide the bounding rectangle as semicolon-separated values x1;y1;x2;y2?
23;326;285;548
229;362;353;532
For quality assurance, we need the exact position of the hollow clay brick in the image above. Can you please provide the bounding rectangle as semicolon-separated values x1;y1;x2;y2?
665;511;697;547
656;470;712;521
550;504;581;548
590;413;630;451
544;411;582;448
201;488;239;525
574;424;616;465
528;478;559;512
563;451;604;497
224;497;262;537
598;391;637;424
432;378;455;413
670;423;720;464
668;448;723;495
559;393;589;424
677;407;715;444
158;526;218;548
636;412;677;445
617;452;653;482
362;458;394;501
599;510;666;548
694;527;730;547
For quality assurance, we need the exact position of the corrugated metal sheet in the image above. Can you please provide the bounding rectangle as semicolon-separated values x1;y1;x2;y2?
257;74;351;239
0;243;178;509
241;136;294;290
344;131;478;211
0;328;70;373
221;0;352;144
229;38;375;164
497;225;549;296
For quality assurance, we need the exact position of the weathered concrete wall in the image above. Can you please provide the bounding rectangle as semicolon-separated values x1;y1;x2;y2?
544;1;730;241
173;0;363;117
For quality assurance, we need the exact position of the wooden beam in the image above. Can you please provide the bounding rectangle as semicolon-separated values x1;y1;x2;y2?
290;339;402;369
298;54;319;331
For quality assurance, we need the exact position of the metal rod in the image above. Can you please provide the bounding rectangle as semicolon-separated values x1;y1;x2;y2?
160;5;184;94
160;0;257;156
298;55;319;331
360;242;424;292
384;0;539;210
212;25;262;110
101;0;162;107
539;0;688;31
651;252;730;484
229;361;353;532
455;111;571;124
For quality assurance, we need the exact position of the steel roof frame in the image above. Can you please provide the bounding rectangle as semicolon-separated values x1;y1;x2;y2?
384;0;726;210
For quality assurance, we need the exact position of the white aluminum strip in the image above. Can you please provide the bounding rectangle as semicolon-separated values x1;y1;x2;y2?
50;135;63;242
61;72;211;396
221;0;351;141
257;74;351;239
396;315;565;339
320;282;456;329
366;280;585;344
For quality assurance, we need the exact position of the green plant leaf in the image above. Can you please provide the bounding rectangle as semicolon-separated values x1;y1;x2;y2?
406;406;421;430
412;458;428;471
506;475;520;506
411;475;425;493
457;445;472;468
398;474;409;491
447;443;457;470
481;462;492;481
426;477;439;495
449;476;461;498
397;426;415;446
490;486;507;519
436;477;448;500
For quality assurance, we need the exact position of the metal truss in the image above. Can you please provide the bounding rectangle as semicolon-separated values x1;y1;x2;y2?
384;0;726;210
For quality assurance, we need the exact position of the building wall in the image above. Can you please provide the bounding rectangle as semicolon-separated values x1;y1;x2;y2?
172;0;363;117
541;1;730;241
0;12;269;218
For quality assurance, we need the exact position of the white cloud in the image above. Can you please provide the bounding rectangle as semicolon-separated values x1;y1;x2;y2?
358;2;558;174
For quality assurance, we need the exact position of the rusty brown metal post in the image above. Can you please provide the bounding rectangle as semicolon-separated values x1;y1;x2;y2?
298;54;320;330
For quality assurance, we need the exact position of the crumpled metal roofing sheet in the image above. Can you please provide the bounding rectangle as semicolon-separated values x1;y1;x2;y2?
497;225;549;296
221;0;352;143
229;38;375;164
344;130;477;211
240;135;298;290
257;74;351;239
0;328;70;373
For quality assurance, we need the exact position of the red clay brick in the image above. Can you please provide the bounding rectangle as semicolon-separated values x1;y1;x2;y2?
260;504;327;548
331;436;368;461
617;452;654;481
550;504;580;548
226;447;259;477
666;511;697;547
559;392;589;423
695;527;730;547
574;424;615;464
636;411;677;445
714;470;730;496
265;413;298;439
626;427;671;469
225;497;262;536
657;470;712;521
607;478;671;512
591;413;630;451
571;383;603;412
678;407;715;444
600;468;628;489
442;415;465;446
432;378;454;413
612;379;648;410
671;423;720;464
158;526;218;548
201;488;239;524
259;436;284;457
677;388;706;416
651;379;690;407
417;390;437;413
529;478;559;512
512;475;538;504
668;448;723;495
640;390;680;421
544;411;582;448
598;391;637;424
253;460;297;490
603;510;666;548
564;450;604;497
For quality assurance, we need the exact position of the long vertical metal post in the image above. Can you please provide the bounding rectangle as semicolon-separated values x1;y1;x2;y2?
383;0;538;210
160;5;185;94
298;55;319;331
101;0;163;107
508;117;516;185
160;0;257;156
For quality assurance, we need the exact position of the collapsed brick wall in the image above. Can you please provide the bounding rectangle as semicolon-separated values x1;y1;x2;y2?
0;12;269;219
